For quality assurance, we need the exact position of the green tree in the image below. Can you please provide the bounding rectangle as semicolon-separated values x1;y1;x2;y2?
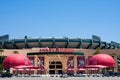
0;63;3;71
93;47;101;55
0;47;4;63
109;53;117;72
109;53;116;58
13;51;19;54
0;49;4;55
0;47;4;72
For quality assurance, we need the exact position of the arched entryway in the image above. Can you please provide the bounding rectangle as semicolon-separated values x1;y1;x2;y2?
49;61;62;74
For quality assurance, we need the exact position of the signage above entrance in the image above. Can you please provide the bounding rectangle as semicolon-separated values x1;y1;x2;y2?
39;48;74;53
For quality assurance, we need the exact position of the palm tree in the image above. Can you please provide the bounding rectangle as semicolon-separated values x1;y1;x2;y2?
13;50;19;54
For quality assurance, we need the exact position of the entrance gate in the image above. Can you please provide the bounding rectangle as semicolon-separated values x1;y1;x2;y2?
49;61;62;74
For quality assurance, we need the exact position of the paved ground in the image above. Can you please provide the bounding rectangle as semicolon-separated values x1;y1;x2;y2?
0;76;120;80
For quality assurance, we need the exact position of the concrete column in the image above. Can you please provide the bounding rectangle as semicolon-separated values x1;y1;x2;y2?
10;68;13;74
114;56;118;72
44;55;49;74
74;56;77;74
85;55;88;74
34;55;38;74
34;55;38;66
62;55;68;74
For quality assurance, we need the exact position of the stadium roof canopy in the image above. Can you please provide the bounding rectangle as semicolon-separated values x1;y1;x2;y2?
0;35;120;49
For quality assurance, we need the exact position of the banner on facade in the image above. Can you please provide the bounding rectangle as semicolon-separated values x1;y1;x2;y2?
38;57;44;69
77;56;85;68
67;56;74;70
28;56;34;66
87;56;92;65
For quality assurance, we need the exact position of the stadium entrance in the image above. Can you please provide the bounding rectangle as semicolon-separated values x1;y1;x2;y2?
49;61;62;74
27;48;85;74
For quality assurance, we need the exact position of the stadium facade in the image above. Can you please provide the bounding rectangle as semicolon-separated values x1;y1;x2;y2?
0;35;120;74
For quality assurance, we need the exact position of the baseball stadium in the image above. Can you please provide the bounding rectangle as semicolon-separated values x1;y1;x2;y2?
0;34;120;76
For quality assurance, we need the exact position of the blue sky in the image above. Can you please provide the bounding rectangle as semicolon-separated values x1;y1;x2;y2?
0;0;120;43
